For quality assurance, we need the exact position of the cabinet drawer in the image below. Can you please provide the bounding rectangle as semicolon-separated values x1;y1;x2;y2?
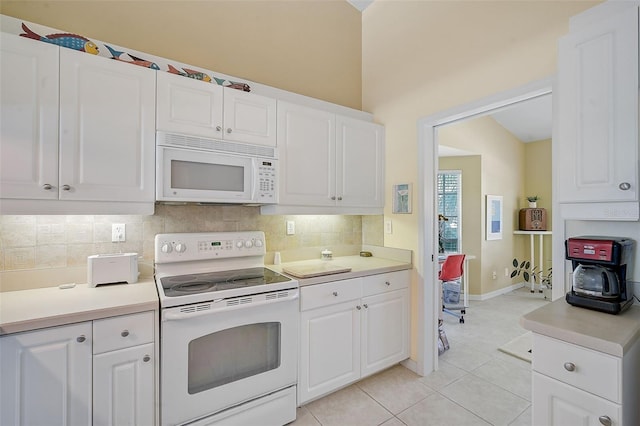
362;270;410;297
532;334;621;403
300;278;362;311
93;311;154;354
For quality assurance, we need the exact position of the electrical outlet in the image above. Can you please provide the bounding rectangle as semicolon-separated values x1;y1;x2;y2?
112;223;126;242
384;219;392;234
505;267;510;277
492;271;497;280
286;221;295;235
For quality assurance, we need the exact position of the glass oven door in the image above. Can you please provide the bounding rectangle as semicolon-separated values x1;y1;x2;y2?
160;290;298;426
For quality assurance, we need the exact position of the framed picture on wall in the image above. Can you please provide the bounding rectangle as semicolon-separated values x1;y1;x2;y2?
392;183;412;214
486;195;503;240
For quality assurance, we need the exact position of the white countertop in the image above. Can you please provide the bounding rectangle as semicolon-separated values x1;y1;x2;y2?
0;280;159;335
521;298;640;357
270;255;412;286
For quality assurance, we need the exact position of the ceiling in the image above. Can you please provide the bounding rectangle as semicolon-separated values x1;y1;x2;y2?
347;0;374;12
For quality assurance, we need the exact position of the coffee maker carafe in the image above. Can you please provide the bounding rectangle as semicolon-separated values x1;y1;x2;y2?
565;236;635;314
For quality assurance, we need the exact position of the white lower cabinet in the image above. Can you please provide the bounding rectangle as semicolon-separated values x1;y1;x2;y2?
532;333;639;426
298;270;409;404
93;312;156;426
0;322;93;426
0;311;156;426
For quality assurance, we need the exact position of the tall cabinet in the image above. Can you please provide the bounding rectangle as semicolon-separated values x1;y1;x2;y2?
0;33;156;214
555;3;639;220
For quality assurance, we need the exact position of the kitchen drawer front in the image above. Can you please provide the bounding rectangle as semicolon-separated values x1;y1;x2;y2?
362;270;410;297
93;311;154;354
532;334;621;403
300;278;362;311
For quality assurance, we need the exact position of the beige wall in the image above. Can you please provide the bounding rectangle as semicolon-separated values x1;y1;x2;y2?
439;116;527;295
0;0;362;110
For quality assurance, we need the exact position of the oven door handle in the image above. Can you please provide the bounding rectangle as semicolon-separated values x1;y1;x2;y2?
163;290;299;321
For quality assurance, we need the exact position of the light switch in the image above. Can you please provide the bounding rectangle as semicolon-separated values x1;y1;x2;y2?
384;219;392;234
286;221;295;235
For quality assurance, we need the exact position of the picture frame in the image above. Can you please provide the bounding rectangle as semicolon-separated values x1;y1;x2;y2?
486;195;503;240
392;183;412;214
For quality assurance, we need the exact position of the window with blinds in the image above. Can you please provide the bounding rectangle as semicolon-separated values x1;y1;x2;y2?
437;171;461;253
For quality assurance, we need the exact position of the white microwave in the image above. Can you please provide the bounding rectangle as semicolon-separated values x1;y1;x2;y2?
156;132;278;204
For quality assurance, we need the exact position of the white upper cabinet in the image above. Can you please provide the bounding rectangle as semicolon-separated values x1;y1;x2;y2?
337;116;385;208
268;100;384;213
156;71;276;147
0;33;59;200
0;35;155;214
59;48;156;203
555;5;639;219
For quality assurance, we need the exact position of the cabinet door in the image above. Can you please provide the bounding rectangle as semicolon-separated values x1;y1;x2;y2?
0;322;92;426
223;88;276;147
59;48;155;202
556;7;638;203
336;116;385;208
277;101;335;206
361;289;409;377
533;372;621;426
0;33;59;200
156;71;224;139
299;300;360;404
93;343;155;426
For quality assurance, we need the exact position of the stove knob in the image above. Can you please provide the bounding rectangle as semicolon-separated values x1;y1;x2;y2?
175;243;187;253
254;239;263;248
161;243;172;254
236;240;245;248
245;240;254;248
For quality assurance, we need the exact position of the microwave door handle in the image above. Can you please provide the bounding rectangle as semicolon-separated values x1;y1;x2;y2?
602;271;610;295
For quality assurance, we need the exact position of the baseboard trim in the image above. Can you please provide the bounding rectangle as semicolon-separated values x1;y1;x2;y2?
401;358;418;374
468;282;525;301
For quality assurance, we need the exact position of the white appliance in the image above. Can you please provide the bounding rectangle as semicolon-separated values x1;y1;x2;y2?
156;132;278;204
87;253;138;287
154;231;298;426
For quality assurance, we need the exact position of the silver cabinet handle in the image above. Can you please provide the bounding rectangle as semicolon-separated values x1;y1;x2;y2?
563;362;576;372
363;304;368;308
385;281;391;286
226;128;232;134
337;196;343;201
77;335;86;343
356;305;361;310
121;330;130;337
599;416;612;426
216;126;222;131
42;184;53;190
61;185;71;191
143;355;151;363
332;291;338;296
331;196;336;200
619;182;631;190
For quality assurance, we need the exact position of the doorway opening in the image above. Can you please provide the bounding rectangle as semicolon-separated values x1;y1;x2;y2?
415;77;553;376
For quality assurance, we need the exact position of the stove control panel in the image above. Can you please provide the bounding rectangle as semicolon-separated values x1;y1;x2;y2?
155;231;266;263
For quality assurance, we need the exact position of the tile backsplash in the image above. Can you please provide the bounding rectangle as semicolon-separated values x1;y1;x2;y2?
0;205;383;282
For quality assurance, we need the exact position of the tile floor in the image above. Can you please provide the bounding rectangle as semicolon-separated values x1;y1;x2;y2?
291;287;549;426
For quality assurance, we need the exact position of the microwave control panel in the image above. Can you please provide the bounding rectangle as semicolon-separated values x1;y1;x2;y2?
256;160;278;203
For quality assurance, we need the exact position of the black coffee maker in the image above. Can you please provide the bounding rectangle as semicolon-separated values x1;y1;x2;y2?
565;236;635;314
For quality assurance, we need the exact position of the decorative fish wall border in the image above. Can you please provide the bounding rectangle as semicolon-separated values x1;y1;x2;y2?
5;17;251;92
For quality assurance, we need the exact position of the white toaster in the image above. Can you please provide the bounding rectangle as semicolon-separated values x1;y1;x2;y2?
88;253;139;287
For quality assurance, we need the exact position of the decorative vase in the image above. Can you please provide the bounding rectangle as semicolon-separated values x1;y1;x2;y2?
528;201;537;208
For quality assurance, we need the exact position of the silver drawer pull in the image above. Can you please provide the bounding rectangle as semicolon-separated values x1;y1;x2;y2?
226;128;232;134
42;183;53;190
76;335;86;343
385;281;391;286
356;305;361;310
143;355;151;363
619;182;631;190
599;415;612;426
62;184;71;191
216;126;222;131
332;291;338;296
564;362;576;372
121;330;130;337
363;304;368;308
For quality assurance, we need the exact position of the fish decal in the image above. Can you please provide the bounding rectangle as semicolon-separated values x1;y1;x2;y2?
167;64;212;83
20;23;99;54
104;45;160;70
213;76;251;92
